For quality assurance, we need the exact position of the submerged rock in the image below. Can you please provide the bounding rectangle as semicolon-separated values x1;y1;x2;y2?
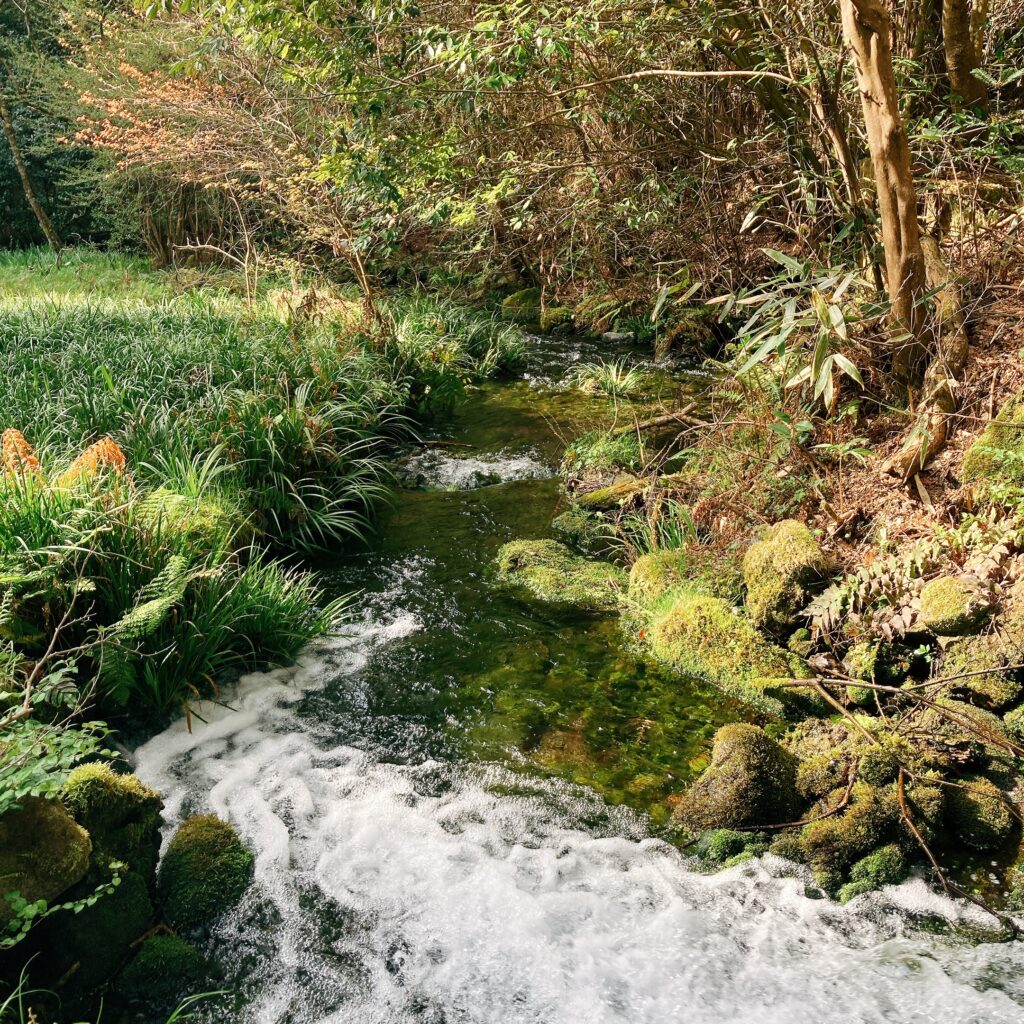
742;519;828;632
675;724;799;833
496;538;626;612
918;575;991;636
158;814;254;931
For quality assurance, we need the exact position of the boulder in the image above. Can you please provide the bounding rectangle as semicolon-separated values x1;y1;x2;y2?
742;519;828;632
117;934;207;1011
627;549;691;608
674;724;799;832
918;576;991;637
944;776;1015;851
962;390;1024;495
539;306;573;332
0;798;91;925
500;287;541;323
837;844;908;903
496;539;626;612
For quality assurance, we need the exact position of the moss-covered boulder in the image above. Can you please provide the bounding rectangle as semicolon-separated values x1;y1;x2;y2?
837;844;908;903
551;508;608;553
693;828;769;868
919;576;991;637
61;764;163;881
0;798;91;925
742;520;828;632
674;724;799;833
117;934;207;1011
647;590;809;712
539;306;574;332
496;539;626;612
917;698;1012;771
158;814;254;931
501;287;542;323
627;549;691;608
574;476;649;511
962;390;1024;495
945;776;1015;851
939;631;1024;711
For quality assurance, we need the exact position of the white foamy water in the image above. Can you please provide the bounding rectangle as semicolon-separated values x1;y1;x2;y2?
395;448;554;491
134;616;1024;1024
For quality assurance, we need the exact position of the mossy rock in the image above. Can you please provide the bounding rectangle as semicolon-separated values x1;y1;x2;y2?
574;476;649;511
117;934;207;1011
627;549;691;609
962;391;1024;495
496;539;625;612
551;508;609;553
939;629;1024;711
158;815;254;931
500;287;542;323
800;783;901;879
674;724;800;833
61;764;163;881
0;798;91;925
48;869;154;991
944;776;1015;851
654;306;718;358
647;590;810;713
916;698;1012;770
918;576;991;637
539;306;574;332
742;520;828;633
1006;704;1024;740
837;844;908;903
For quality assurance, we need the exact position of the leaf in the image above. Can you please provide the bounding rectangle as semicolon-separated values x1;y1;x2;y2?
832;353;864;387
763;248;804;275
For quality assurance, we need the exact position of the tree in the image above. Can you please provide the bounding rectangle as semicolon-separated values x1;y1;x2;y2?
942;0;989;109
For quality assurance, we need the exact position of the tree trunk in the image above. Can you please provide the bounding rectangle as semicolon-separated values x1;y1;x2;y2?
840;0;929;383
942;0;988;109
0;92;62;253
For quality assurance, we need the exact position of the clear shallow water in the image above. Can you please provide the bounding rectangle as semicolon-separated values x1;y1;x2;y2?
133;335;1024;1023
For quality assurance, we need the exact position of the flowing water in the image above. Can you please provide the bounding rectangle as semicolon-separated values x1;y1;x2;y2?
134;334;1024;1024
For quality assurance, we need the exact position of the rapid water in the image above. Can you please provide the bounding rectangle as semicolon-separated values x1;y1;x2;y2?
134;334;1024;1024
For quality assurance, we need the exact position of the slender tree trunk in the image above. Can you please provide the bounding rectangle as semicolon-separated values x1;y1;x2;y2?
0;92;62;253
840;0;929;383
942;0;988;109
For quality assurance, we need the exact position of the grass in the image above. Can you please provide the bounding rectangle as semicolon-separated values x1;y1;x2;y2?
0;246;524;723
573;358;649;398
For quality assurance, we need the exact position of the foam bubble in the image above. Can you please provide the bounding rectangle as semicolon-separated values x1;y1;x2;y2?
395;448;554;491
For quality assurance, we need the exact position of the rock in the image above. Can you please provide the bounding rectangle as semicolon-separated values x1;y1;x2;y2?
944;776;1015;851
627;549;690;608
938;615;1024;710
61;763;163;881
539;306;573;332
742;520;828;632
918;576;991;636
574;476;648;511
496;538;626;612
117;934;207;1011
674;724;800;832
550;508;608;553
647;590;809;713
962;390;1024;496
0;798;91;925
158;814;254;931
1006;704;1024;740
600;330;635;344
501;287;541;323
837;843;908;903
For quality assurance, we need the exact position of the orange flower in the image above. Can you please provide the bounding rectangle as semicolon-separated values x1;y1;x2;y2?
58;437;127;486
2;429;42;476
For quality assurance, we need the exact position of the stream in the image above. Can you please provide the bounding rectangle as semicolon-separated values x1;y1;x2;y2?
133;333;1024;1024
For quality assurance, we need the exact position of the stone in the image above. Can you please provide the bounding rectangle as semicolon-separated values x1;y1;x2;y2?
918;575;991;637
742;520;828;632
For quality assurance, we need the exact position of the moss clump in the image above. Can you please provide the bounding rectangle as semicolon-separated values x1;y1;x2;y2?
962;391;1024;494
647;590;807;712
939;630;1024;711
551;508;609;552
800;784;901;880
627;549;691;608
918;576;991;637
0;798;91;924
61;764;163;879
574;476;648;511
742;520;828;632
561;431;641;478
837;844;908;903
539;306;574;332
158;814;254;931
117;934;206;1010
136;487;244;552
1006;704;1024;740
496;539;626;612
675;724;799;833
500;287;542;323
944;776;1015;851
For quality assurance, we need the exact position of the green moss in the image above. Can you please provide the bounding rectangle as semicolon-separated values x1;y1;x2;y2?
117;934;207;1009
561;431;641;478
837;844;908;903
647;590;808;713
693;828;749;864
627;549;691;608
940;630;1024;711
962;391;1024;494
496;539;626;612
742;520;828;632
1006;704;1024;740
500;287;542;323
917;699;1012;770
136;487;245;552
788;627;814;659
158;814;254;931
919;576;991;637
674;724;800;833
551;508;610;552
800;784;900;877
574;476;648;511
0;798;91;924
539;306;574;332
61;764;163;879
944;776;1015;851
